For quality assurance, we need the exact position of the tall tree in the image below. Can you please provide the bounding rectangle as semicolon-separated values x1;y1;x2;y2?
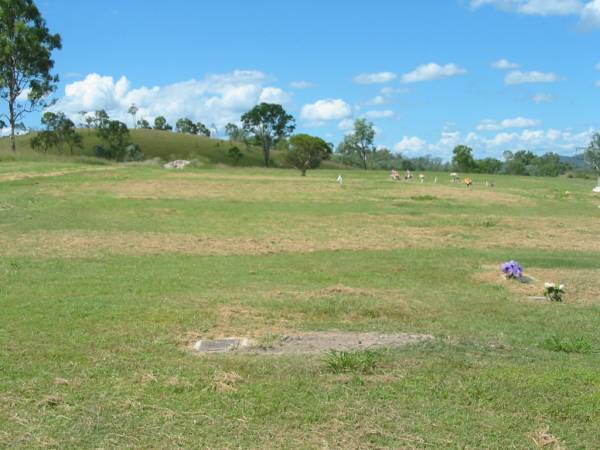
285;133;331;176
337;119;375;169
452;145;477;172
128;103;138;128
0;0;61;151
584;132;600;186
241;103;295;167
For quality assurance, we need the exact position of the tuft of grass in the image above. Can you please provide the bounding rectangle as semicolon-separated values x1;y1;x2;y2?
324;349;382;374
539;335;594;354
410;195;437;201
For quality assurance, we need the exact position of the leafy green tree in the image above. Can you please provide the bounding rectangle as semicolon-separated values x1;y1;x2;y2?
531;152;566;177
285;133;331;176
175;117;196;134
505;150;536;175
0;0;61;151
136;118;151;129
128;103;138;128
30;111;82;154
153;115;172;131
85;109;109;129
584;133;600;186
241;103;295;167
452;145;477;172
196;121;210;137
336;119;376;170
94;118;142;161
227;146;243;165
476;157;503;174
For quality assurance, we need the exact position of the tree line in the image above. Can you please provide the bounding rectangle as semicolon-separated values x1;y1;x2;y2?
1;0;599;180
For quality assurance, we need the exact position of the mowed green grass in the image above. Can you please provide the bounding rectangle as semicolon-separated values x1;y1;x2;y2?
1;162;599;448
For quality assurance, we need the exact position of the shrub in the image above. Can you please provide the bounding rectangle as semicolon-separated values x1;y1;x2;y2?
540;335;593;354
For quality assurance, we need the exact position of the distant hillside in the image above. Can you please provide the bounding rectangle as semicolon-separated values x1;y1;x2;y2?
560;153;587;170
0;129;271;167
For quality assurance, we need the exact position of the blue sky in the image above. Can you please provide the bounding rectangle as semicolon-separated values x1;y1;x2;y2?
28;0;600;158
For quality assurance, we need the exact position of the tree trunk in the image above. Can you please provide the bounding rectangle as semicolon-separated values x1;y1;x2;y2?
301;169;306;176
263;144;270;168
9;101;16;152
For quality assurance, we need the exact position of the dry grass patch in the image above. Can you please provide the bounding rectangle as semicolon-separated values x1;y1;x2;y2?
212;371;243;393
0;166;119;182
527;426;564;449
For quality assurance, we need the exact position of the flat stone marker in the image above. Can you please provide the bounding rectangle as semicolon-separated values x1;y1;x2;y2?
193;338;250;353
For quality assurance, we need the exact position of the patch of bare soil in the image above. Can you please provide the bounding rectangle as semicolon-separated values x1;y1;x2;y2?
193;332;432;354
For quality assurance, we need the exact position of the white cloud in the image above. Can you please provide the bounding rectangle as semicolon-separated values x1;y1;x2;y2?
51;70;292;128
338;118;355;131
505;70;559;84
491;58;520;70
596;80;600;87
580;0;600;28
477;116;541;130
364;110;395;119
400;63;467;84
471;0;584;16
366;95;386;106
290;80;316;89
353;71;397;84
300;98;352;123
394;136;426;153
532;93;555;103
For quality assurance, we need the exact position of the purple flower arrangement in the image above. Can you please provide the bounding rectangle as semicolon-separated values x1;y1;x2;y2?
501;260;523;279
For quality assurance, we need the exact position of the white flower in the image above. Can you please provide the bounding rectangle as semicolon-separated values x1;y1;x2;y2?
559;284;565;291
544;282;554;288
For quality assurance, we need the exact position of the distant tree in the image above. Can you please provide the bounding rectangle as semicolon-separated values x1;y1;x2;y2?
128;103;139;128
78;110;88;127
153;115;172;131
136;118;151;129
336;119;376;170
0;0;62;152
86;109;109;129
241;103;295;167
196;121;210;137
452;145;477;172
584;133;600;186
30;111;82;154
227;146;243;165
285;133;331;176
531;152;565;177
505;150;536;175
476;157;503;174
224;122;247;142
175;117;196;134
94;119;142;161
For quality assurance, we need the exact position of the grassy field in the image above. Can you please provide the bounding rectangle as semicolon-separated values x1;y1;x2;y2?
1;161;599;448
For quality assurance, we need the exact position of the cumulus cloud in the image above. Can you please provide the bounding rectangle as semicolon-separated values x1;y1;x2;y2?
470;0;584;16
477;116;541;130
338;118;355;131
290;80;316;89
300;98;352;123
491;58;520;70
364;110;395;119
505;70;559;84
353;72;397;84
580;0;600;27
394;136;427;153
532;93;555;103
400;63;467;84
51;70;292;129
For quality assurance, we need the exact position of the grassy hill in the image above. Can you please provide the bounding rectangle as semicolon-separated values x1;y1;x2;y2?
0;129;271;166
